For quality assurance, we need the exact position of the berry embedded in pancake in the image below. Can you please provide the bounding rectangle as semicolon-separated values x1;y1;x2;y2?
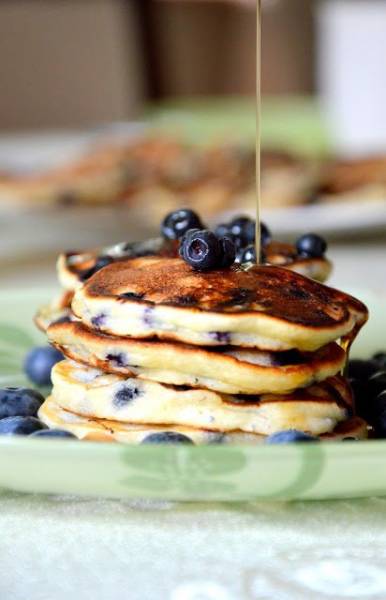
49;359;353;436
39;396;368;444
72;257;367;351
47;320;347;395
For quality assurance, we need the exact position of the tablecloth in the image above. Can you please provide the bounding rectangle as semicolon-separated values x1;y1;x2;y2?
2;490;386;600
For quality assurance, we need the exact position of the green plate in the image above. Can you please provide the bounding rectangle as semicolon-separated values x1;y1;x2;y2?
0;288;385;502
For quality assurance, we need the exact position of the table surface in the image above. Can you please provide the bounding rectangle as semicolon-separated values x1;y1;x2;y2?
3;491;386;600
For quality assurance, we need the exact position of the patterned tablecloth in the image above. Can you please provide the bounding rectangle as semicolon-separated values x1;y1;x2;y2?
2;491;386;600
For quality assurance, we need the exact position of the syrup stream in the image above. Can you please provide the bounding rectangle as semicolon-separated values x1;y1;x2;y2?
255;0;262;263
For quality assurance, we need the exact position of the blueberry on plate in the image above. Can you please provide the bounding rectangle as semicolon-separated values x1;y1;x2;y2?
180;229;222;271
266;430;319;444
372;392;386;438
368;371;386;399
296;233;327;258
218;236;236;268
24;346;63;386
348;359;379;381
373;352;386;370
374;390;386;414
349;378;373;422
141;432;194;444
162;209;204;240
0;416;47;436
0;387;44;419
30;429;76;439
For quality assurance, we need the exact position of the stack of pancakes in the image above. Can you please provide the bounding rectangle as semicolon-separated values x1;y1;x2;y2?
37;254;369;444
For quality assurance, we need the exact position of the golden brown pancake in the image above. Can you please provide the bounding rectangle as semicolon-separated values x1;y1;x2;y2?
318;155;386;197
47;320;346;395
72;257;367;351
58;237;332;295
50;360;353;435
34;291;73;332
39;396;368;444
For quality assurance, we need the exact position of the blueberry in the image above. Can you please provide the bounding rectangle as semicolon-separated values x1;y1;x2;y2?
373;352;386;370
230;216;254;247
260;222;272;246
30;428;76;439
214;223;232;239
162;209;204;240
178;228;201;257
296;233;327;258
180;229;222;271
113;385;141;408
218;236;236;268
238;244;266;265
24;346;63;386
349;378;373;422
141;431;194;445
266;430;319;444
244;220;256;245
368;371;386;398
0;416;47;436
80;255;113;281
0;387;44;419
239;244;256;264
372;392;386;437
348;359;379;381
374;390;386;415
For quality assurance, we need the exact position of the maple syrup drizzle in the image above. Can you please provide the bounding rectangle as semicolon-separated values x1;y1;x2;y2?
255;0;262;263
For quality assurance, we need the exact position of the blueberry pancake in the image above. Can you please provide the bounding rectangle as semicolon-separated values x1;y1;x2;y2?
47;321;346;395
50;360;353;436
57;238;178;291
72;257;367;351
57;236;332;294
34;291;74;332
39;396;368;444
316;155;386;202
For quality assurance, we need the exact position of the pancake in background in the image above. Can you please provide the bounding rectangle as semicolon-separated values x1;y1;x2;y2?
316;155;386;202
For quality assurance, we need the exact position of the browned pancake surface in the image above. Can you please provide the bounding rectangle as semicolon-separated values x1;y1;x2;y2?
83;257;367;329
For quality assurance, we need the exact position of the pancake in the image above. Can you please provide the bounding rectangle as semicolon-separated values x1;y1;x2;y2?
34;291;73;332
39;396;368;444
57;238;178;291
263;241;332;282
47;321;346;395
72;257;367;351
51;360;352;435
0;144;130;207
317;155;386;199
58;237;332;293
